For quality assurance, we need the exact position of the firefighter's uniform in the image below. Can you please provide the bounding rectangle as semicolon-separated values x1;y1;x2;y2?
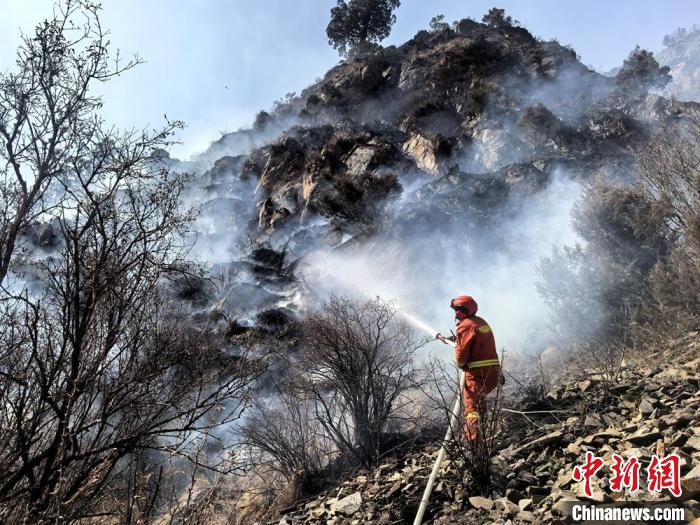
452;295;500;442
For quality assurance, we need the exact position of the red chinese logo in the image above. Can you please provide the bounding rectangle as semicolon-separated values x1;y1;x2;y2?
609;454;640;493
573;451;605;497
647;454;681;498
573;453;682;497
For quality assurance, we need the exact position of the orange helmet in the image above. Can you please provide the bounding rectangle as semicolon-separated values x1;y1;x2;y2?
450;295;478;317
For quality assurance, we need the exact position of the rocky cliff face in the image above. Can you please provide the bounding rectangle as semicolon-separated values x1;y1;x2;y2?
173;18;697;338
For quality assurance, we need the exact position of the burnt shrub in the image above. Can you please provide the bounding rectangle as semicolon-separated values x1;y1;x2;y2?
295;296;424;466
537;179;672;346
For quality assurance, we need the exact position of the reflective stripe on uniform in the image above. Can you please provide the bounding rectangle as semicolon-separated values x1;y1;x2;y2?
466;411;480;419
466;358;500;369
478;325;492;334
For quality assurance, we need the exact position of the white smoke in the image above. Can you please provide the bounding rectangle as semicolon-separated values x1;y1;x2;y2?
299;173;582;361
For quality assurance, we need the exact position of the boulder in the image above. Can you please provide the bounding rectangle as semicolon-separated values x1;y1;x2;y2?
398;62;428;91
402;133;444;175
626;432;664;446
471;128;525;170
518;498;533;511
517;510;536;522
494;497;519;514
578;380;593;392
510;431;564;456
250;246;284;268
330;492;362;516
685;436;700;451
552;497;580;516
584;414;604;428
573;481;607;503
682;464;700;499
468;496;494;511
345;145;376;177
639;398;655;416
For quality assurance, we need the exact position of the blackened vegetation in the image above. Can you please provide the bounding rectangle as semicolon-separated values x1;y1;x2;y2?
538;111;700;349
250;122;407;235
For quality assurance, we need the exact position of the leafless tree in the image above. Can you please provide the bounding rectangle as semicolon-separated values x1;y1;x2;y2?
537;111;700;348
294;295;424;466
636;111;700;330
0;2;266;522
0;138;265;521
240;386;333;485
235;386;337;523
637;110;700;233
0;0;178;286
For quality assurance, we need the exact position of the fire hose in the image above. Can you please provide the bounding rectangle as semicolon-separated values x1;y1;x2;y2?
413;337;464;525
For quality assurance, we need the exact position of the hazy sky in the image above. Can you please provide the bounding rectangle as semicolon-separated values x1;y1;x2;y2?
1;1;697;159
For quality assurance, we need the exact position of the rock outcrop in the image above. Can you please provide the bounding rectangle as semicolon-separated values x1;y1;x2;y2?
658;26;700;102
157;16;700;525
160;15;700;399
186;17;698;270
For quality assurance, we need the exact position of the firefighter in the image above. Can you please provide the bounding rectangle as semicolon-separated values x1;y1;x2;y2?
436;295;500;442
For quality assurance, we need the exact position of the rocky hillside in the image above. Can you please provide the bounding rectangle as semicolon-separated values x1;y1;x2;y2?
271;335;700;524
160;14;700;525
658;26;700;102
171;16;698;338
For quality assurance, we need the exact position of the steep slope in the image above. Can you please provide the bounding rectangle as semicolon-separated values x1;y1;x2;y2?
167;16;700;525
276;336;700;524
172;18;697;340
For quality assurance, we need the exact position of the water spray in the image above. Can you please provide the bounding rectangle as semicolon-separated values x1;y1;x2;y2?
398;310;440;338
303;250;446;346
